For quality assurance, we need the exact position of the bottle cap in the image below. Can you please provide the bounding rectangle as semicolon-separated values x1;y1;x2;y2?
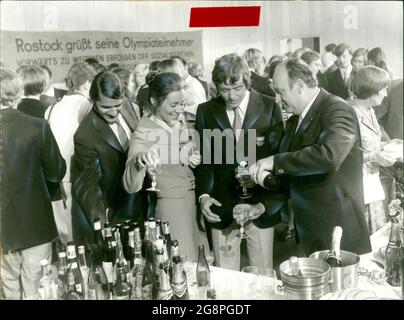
172;240;179;247
40;259;48;266
239;161;248;168
78;246;85;254
58;252;66;258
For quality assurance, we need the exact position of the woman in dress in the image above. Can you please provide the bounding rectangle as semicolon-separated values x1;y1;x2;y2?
123;72;205;261
349;66;397;234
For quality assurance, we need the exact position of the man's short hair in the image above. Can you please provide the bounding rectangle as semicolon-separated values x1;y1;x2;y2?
1;68;23;106
325;43;336;53
19;65;49;96
351;66;390;99
300;51;321;65
212;53;251;88
334;43;353;57
243;48;265;69
281;58;318;89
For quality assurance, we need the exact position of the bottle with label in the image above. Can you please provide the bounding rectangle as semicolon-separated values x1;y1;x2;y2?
66;243;85;295
155;219;162;239
87;248;111;300
157;262;174;300
63;270;84;300
170;240;186;280
114;230;131;283
141;241;155;300
93;218;105;250
78;245;90;299
196;244;210;300
325;226;343;267
38;259;57;300
112;260;132;300
57;252;68;299
149;220;157;247
102;223;116;287
122;224;131;262
142;221;150;258
171;253;189;300
386;213;402;286
162;221;172;260
153;239;166;299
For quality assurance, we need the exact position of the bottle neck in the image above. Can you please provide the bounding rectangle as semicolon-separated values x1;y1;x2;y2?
388;217;402;246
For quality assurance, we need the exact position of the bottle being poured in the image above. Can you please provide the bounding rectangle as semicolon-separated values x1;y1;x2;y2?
325;226;343;267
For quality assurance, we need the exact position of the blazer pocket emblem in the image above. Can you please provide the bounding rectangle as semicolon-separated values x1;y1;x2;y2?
256;136;265;147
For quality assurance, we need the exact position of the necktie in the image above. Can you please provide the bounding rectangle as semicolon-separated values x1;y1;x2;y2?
116;120;129;151
232;106;243;141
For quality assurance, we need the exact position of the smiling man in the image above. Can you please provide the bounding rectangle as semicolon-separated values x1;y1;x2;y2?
72;71;144;244
195;53;285;271
249;58;372;256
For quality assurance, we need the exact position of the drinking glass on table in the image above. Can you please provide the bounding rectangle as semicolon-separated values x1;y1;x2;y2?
257;268;277;300
241;266;259;299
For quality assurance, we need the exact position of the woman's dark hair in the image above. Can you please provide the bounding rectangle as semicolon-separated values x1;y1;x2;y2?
89;71;124;102
147;72;184;114
351;66;390;99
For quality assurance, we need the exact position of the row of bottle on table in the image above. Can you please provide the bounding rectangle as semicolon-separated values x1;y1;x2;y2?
38;215;213;300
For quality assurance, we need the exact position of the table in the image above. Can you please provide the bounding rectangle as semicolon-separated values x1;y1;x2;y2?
184;222;402;300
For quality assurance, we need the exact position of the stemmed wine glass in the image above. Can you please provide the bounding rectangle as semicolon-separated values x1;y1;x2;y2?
233;205;249;239
146;149;162;192
235;161;252;200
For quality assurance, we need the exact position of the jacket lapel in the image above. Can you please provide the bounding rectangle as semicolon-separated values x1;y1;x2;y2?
280;115;299;152
90;109;124;153
242;90;262;133
360;116;379;135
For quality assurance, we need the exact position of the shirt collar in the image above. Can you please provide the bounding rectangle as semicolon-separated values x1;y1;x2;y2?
339;65;352;76
300;88;320;120
227;90;250;116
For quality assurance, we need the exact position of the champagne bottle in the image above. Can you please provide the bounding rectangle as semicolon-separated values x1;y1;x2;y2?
129;230;144;300
78;245;89;299
171;254;189;300
112;260;132;300
142;221;150;258
157;263;174;300
196;244;210;300
153;239;166;299
66;242;85;295
114;230;131;283
149;220;157;246
326;226;343;267
162;221;172;259
141;241;155;300
87;247;111;300
93;218;105;248
63;270;84;300
122;224;131;261
57;252;68;299
386;214;402;286
102;223;116;287
170;240;186;280
289;256;304;277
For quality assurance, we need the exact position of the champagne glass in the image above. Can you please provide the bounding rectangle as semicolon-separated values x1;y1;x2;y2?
235;162;252;200
233;205;249;239
146;150;162;192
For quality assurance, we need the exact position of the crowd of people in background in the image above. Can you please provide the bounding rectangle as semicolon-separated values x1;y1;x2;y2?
0;42;402;299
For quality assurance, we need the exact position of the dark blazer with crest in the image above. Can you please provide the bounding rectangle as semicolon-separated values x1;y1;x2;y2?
269;89;371;255
72;109;144;244
195;89;286;230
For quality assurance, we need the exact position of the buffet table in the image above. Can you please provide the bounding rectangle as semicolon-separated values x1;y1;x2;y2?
184;222;402;300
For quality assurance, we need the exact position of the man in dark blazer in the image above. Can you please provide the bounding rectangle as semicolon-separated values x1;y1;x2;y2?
72;72;144;245
243;48;276;97
326;43;353;100
1;68;66;299
195;54;286;271
250;58;371;256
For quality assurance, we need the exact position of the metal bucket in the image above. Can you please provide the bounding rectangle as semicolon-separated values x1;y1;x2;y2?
279;257;331;300
310;250;360;292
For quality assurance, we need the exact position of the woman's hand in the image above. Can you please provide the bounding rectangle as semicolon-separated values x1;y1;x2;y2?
134;151;157;169
189;150;202;168
371;150;396;167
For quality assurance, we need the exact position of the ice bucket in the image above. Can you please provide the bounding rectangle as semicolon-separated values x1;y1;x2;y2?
279;257;331;300
310;250;360;292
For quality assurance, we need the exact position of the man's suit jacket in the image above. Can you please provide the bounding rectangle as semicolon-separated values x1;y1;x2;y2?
326;68;349;100
375;79;403;139
17;98;48;119
0;109;66;252
195;90;286;230
72;109;144;244
250;71;276;97
270;89;371;255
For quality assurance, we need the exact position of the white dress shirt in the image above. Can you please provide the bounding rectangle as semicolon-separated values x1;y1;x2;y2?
296;88;320;132
226;90;250;126
109;113;131;146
